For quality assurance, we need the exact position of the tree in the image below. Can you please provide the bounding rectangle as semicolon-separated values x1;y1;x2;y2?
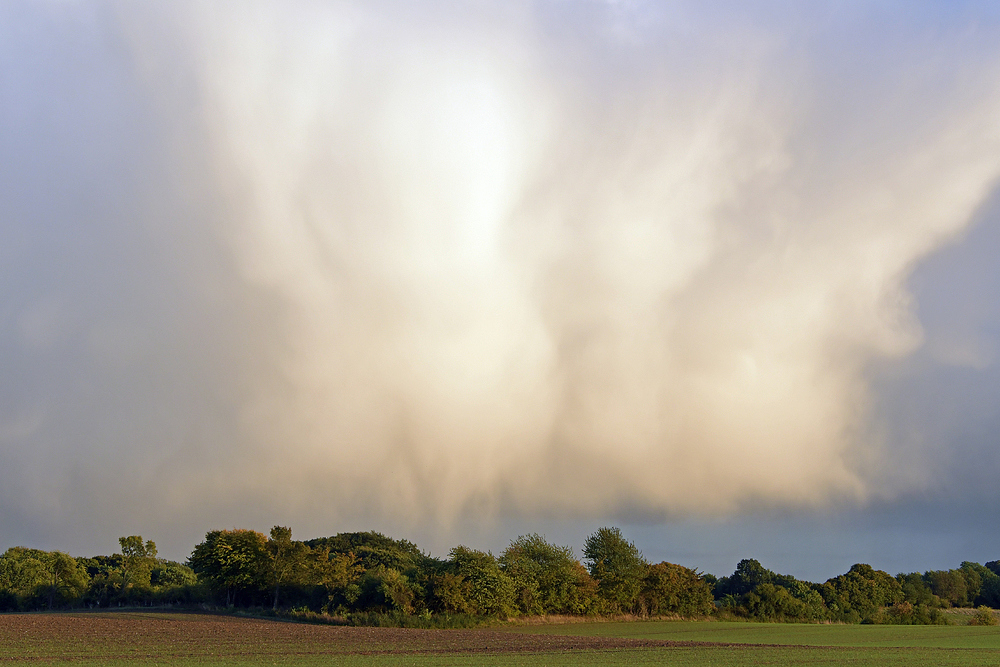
583;527;647;613
118;536;157;598
924;569;969;608
500;534;598;615
356;566;418;613
729;559;774;596
44;552;89;610
639;562;714;617
189;529;268;606
265;526;309;610
312;548;363;612
429;571;473;614
0;548;89;610
897;572;940;607
449;546;515;617
0;547;49;607
821;564;903;620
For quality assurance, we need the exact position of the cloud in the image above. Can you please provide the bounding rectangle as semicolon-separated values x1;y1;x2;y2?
2;0;1000;557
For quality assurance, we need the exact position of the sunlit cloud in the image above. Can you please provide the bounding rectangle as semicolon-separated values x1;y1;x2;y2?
2;0;1000;558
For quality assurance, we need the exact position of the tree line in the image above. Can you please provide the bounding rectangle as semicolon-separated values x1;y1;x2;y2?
1;526;998;625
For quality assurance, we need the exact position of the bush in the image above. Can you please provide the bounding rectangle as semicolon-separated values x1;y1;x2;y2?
639;562;714;617
970;606;998;626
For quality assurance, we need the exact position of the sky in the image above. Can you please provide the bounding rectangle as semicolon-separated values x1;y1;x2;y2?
2;0;1000;583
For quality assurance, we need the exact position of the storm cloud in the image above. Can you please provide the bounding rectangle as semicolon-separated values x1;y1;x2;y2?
3;1;1000;565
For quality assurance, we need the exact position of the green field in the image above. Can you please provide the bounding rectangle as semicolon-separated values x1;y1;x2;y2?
505;617;1000;648
2;612;999;666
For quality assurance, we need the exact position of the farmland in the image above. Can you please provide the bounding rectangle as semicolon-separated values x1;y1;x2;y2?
3;612;1000;666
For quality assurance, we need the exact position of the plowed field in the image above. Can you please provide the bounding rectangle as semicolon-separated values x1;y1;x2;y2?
4;611;1000;666
0;611;679;663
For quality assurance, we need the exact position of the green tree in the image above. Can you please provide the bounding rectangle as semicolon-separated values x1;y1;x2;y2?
189;529;268;606
449;546;515;617
719;559;775;598
118;536;157;597
0;547;49;606
821;563;903;620
265;526;309;610
312;548;363;612
500;534;598;615
428;571;473;614
44;552;90;610
924;569;969;608
583;527;647;613
0;548;89;610
639;562;714;617
897;571;941;607
306;532;431;573
970;605;999;626
356;566;418;614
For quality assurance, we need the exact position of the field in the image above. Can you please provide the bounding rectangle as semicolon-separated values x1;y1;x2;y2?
2;611;999;666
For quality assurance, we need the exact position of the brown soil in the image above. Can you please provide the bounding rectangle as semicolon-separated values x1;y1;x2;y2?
0;611;690;659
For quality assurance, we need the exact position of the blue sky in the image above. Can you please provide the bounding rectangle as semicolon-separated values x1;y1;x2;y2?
2;1;1000;582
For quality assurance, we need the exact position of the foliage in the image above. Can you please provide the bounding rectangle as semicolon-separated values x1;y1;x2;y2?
117;535;158;597
428;571;474;614
924;568;970;607
312;549;363;612
716;559;776;598
306;532;434;574
189;529;268;606
0;547;89;610
897;572;941;608
265;526;311;610
2;525;998;628
821;563;903;621
639;561;714;616
499;534;598;615
583;527;647;613
970;605;999;626
449;546;516;617
355;566;420;614
863;601;950;625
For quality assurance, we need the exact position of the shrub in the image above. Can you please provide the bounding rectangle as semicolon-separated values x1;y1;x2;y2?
970;606;998;626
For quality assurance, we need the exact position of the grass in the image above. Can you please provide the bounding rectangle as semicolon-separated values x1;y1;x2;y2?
502;618;1000;648
2;611;999;666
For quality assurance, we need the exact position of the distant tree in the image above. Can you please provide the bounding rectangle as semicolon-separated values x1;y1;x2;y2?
959;562;987;606
189;529;268;606
975;566;1000;608
500;534;598;615
719;559;775;598
118;536;157;597
355;566;418;614
0;547;49;606
0;548;88;610
44;552;90;610
312;548;363;612
897;572;940;607
428;571;474;614
449;546;515;617
583;527;647;613
306;532;431;573
265;526;309;610
742;583;811;620
924;569;969;608
149;560;198;588
639;562;714;617
821;564;903;620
